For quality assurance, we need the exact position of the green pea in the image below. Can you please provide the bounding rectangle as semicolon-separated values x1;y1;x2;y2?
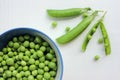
105;43;108;47
5;70;12;77
38;69;44;75
37;50;43;57
32;52;38;59
40;46;46;52
29;65;36;71
2;48;7;53
29;59;35;64
24;71;30;77
3;55;8;60
23;41;29;47
12;70;17;76
8;52;14;57
6;58;14;65
0;52;3;56
35;44;40;50
25;50;31;56
92;28;96;32
3;73;7;78
30;42;35;49
35;60;39;65
7;78;12;80
11;77;16;80
34;37;42;43
44;72;51;79
44;60;49;65
87;35;92;40
13;42;19;49
24;34;30;40
16;73;21;79
42;42;49;47
98;38;103;44
49;49;54;54
39;56;45;62
17;66;22;72
23;77;27;80
37;75;43;79
7;47;12;52
52;58;57;63
28;75;34;80
15;55;19;60
52;21;57;28
18;53;23;60
9;66;15;71
48;62;56;69
49;71;56;77
0;68;3;73
20;46;26;52
18;36;24;42
20;71;24;76
44;66;49;72
14;64;19;69
13;52;17;56
46;53;53;60
23;56;29;61
21;61;26;66
3;66;8;70
50;77;55;80
13;37;18;42
82;12;89;18
23;66;28;71
32;70;38;76
30;49;35;54
94;55;100;61
1;60;6;66
65;26;71;32
39;63;45;68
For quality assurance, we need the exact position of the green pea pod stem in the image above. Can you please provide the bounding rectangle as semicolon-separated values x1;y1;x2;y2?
47;7;91;18
56;11;98;44
82;12;106;52
100;21;111;55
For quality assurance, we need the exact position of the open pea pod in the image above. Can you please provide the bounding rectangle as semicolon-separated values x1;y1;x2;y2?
100;21;111;55
56;11;98;44
82;12;106;52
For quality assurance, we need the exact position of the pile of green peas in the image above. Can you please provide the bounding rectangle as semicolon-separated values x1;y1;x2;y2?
0;34;57;80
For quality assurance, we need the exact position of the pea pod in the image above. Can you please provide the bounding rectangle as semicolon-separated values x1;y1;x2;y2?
100;21;111;55
56;11;98;44
82;12;106;52
47;7;91;18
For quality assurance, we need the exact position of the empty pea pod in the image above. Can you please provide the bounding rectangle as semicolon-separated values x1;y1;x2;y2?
82;12;106;52
56;11;98;44
47;7;91;18
100;21;111;55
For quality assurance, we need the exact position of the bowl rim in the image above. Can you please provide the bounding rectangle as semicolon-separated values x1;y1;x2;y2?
0;27;64;80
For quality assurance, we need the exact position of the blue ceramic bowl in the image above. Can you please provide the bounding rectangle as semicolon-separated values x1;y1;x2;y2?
0;28;63;80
